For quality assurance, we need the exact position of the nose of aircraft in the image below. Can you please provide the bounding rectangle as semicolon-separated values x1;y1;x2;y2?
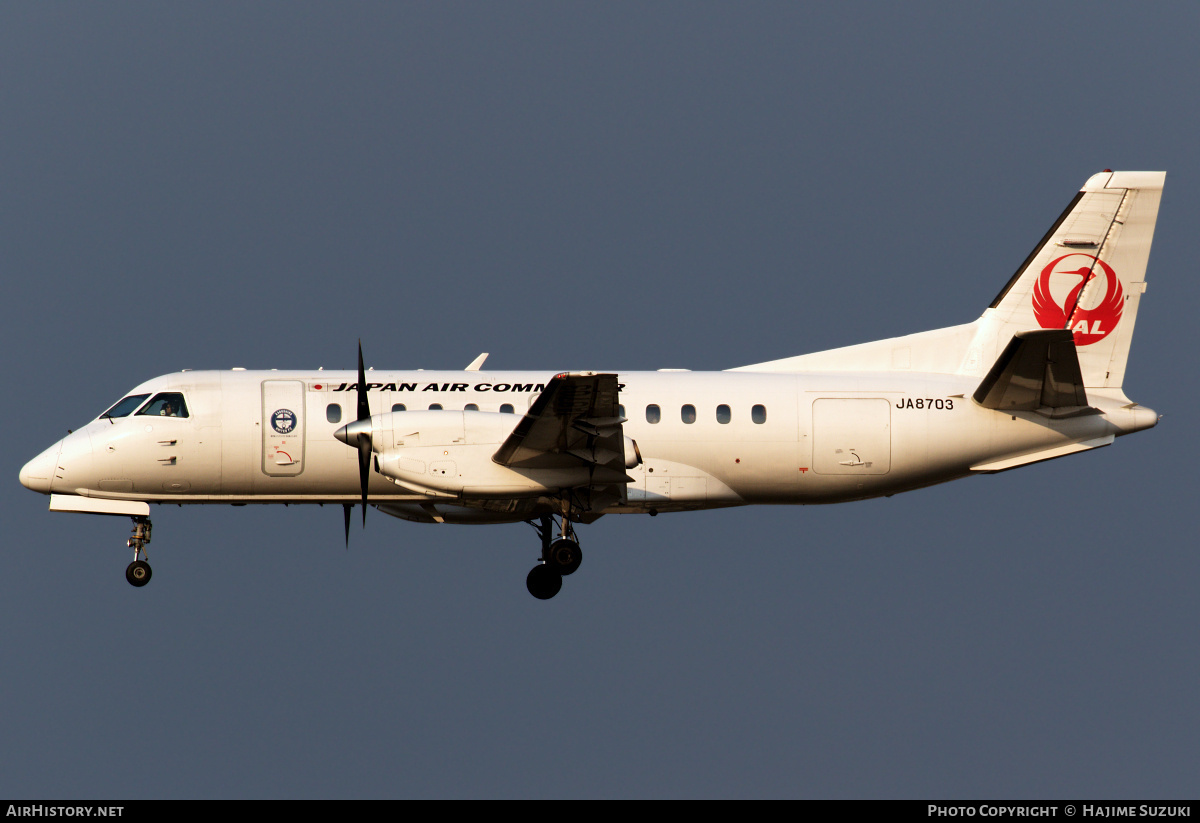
19;441;62;494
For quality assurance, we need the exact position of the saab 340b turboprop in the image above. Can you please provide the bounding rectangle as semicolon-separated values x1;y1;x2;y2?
19;171;1163;599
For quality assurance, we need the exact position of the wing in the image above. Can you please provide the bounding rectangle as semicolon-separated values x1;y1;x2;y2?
493;372;634;509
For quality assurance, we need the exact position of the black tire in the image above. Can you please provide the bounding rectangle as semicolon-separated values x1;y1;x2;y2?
526;564;562;600
125;560;152;587
546;538;582;576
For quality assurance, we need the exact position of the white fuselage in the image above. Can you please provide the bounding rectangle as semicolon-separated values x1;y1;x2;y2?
23;368;1156;520
15;171;1164;598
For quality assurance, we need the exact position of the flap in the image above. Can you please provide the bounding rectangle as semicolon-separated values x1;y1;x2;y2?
493;373;630;481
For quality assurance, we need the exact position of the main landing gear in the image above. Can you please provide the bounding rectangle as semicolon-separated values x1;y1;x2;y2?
125;516;153;587
525;512;583;600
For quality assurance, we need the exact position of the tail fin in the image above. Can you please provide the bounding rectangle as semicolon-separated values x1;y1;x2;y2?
975;171;1164;389
731;171;1163;384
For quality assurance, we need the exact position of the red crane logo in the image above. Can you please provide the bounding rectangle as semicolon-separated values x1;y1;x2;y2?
1032;253;1123;346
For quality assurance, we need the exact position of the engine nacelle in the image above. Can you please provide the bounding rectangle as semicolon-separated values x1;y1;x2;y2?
364;410;630;498
377;444;598;497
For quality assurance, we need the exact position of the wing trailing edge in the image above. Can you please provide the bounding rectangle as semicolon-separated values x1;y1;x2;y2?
492;372;634;513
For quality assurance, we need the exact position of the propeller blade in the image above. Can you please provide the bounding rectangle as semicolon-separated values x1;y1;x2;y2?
357;340;370;422
358;437;371;528
335;343;375;540
356;341;372;528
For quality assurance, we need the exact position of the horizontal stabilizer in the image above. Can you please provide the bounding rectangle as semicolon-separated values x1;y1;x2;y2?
973;330;1092;414
971;435;1115;473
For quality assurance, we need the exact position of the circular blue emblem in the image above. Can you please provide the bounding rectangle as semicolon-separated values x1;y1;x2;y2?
271;409;297;434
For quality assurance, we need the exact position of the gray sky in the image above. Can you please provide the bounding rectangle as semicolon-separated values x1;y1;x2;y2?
3;2;1197;798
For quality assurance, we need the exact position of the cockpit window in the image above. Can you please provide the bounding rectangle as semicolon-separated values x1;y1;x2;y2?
136;392;190;418
100;394;150;419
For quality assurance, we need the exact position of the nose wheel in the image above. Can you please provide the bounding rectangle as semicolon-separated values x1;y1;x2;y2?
125;516;153;588
126;560;152;587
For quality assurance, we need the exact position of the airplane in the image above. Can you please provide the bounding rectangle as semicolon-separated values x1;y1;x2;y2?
19;170;1164;599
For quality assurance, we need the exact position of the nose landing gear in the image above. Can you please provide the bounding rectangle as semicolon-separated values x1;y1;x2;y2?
125;516;153;588
126;559;152;586
525;511;583;600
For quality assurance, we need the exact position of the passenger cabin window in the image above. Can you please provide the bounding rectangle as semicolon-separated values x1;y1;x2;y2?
465;403;479;411
500;404;515;414
327;404;342;424
681;404;696;424
429;403;443;410
101;394;150;419
646;404;661;424
716;404;731;424
391;403;406;412
752;404;767;424
137;393;189;418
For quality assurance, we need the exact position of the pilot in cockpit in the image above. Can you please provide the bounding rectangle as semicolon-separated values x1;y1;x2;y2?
160;400;176;417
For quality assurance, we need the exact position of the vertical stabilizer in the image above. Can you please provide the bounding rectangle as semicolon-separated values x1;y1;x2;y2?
969;171;1164;389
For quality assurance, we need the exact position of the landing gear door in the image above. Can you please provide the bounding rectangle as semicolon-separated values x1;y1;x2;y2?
262;380;305;477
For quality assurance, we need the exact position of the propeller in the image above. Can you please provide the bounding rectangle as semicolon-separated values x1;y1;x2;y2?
333;340;374;543
356;340;371;528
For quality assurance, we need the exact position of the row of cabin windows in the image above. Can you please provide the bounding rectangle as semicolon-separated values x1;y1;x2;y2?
637;403;767;425
326;401;767;425
325;403;516;423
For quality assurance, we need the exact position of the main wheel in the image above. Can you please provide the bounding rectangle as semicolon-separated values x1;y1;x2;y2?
526;564;562;600
546;538;582;576
126;560;152;587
